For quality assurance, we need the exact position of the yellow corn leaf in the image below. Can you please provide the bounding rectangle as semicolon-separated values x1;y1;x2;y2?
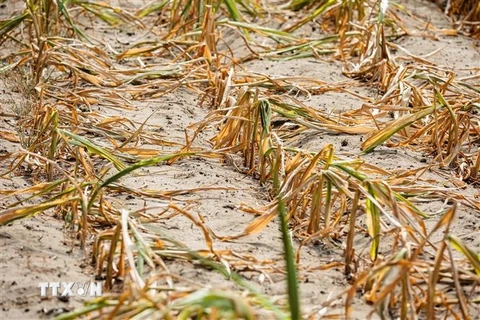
244;211;277;235
447;234;480;275
79;72;102;87
0;197;79;225
117;148;160;158
365;182;381;261
117;46;160;59
361;106;435;153
0;129;19;142
0;180;63;197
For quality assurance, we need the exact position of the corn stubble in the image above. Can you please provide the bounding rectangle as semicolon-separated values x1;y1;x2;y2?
0;0;479;319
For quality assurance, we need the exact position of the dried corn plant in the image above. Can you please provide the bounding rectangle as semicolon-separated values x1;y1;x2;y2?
352;57;480;183
442;0;480;38
67;207;289;320
190;55;480;316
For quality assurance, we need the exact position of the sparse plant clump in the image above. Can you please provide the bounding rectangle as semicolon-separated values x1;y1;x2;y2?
442;0;480;37
0;68;36;116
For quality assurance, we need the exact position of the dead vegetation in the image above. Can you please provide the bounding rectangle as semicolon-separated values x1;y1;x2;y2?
0;0;479;319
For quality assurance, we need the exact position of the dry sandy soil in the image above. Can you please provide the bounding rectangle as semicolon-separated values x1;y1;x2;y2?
0;0;479;319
